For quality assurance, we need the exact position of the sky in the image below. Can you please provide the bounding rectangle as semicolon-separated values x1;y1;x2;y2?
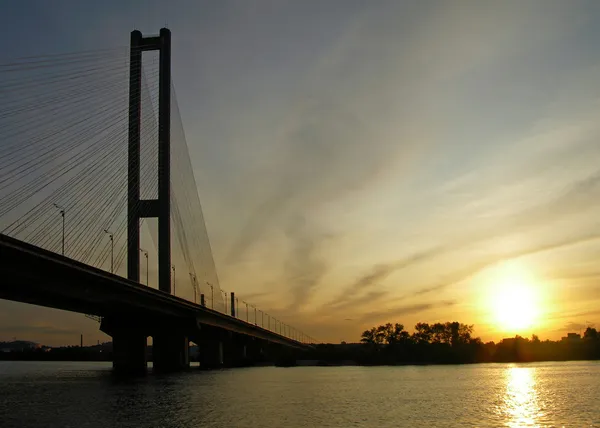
2;0;600;345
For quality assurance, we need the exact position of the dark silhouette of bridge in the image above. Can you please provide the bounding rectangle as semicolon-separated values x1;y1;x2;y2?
0;29;315;373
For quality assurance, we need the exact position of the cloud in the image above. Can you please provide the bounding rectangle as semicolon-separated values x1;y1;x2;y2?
224;97;407;265
562;322;587;332
546;309;600;322
323;218;600;320
392;232;600;306
325;246;447;307
236;291;271;302
357;300;457;325
283;216;330;311
326;289;389;315
410;283;448;297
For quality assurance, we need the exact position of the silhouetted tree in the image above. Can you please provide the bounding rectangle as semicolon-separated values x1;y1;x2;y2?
376;323;394;344
388;323;410;344
584;327;598;341
360;327;378;344
331;321;600;366
412;322;432;344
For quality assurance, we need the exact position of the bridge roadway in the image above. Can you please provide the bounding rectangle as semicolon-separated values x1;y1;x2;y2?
0;233;307;373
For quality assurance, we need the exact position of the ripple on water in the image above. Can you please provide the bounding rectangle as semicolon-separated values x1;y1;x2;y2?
1;361;599;427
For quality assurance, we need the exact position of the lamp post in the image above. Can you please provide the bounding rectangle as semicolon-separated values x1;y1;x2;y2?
171;265;176;295
206;282;213;309
190;273;197;303
103;229;113;273
53;203;65;256
139;248;148;285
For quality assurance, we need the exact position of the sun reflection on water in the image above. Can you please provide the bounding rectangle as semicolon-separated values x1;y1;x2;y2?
503;366;544;427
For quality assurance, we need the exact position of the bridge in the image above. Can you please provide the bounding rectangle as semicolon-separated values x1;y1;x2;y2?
0;29;315;373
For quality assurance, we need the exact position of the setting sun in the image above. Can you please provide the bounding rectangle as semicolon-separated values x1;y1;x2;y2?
493;283;538;331
487;262;542;333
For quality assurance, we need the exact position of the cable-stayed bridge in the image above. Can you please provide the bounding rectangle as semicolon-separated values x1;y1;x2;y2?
0;29;314;373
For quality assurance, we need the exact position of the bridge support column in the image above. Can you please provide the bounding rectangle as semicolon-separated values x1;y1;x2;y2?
199;340;223;369
112;331;148;375
101;317;148;375
153;333;189;372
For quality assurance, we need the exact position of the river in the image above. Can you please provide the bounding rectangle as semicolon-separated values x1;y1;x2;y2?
1;360;599;427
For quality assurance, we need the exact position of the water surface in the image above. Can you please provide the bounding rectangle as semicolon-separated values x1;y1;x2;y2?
1;361;599;427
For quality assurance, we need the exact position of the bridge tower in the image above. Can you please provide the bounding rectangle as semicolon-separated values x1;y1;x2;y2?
105;28;188;374
127;28;171;294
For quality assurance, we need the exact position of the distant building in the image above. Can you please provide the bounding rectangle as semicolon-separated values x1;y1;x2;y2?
561;333;581;342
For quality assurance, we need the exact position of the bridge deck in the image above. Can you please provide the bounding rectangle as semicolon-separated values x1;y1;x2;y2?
0;233;306;349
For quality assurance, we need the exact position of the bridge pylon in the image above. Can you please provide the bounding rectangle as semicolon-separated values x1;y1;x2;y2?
105;28;188;374
127;28;171;295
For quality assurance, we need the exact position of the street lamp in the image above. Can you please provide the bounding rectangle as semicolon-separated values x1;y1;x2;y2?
139;248;148;286
171;265;176;295
53;203;65;256
206;282;213;309
189;273;197;303
103;229;113;273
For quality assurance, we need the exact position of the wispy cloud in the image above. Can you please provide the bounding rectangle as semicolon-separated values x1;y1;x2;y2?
357;300;457;325
283;216;331;310
562;322;588;332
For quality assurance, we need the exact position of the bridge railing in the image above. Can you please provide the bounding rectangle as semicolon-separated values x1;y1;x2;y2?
194;289;316;344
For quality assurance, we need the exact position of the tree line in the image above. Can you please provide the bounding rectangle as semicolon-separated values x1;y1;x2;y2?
360;322;474;346
304;322;600;365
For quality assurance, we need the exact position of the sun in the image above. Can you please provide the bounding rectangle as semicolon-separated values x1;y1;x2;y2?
487;262;541;333
493;282;538;331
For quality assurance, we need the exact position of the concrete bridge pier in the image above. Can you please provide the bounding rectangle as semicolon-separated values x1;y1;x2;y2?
100;317;148;375
268;343;298;367
223;334;267;367
153;333;189;372
198;339;223;369
227;333;250;367
246;337;266;365
112;330;148;374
